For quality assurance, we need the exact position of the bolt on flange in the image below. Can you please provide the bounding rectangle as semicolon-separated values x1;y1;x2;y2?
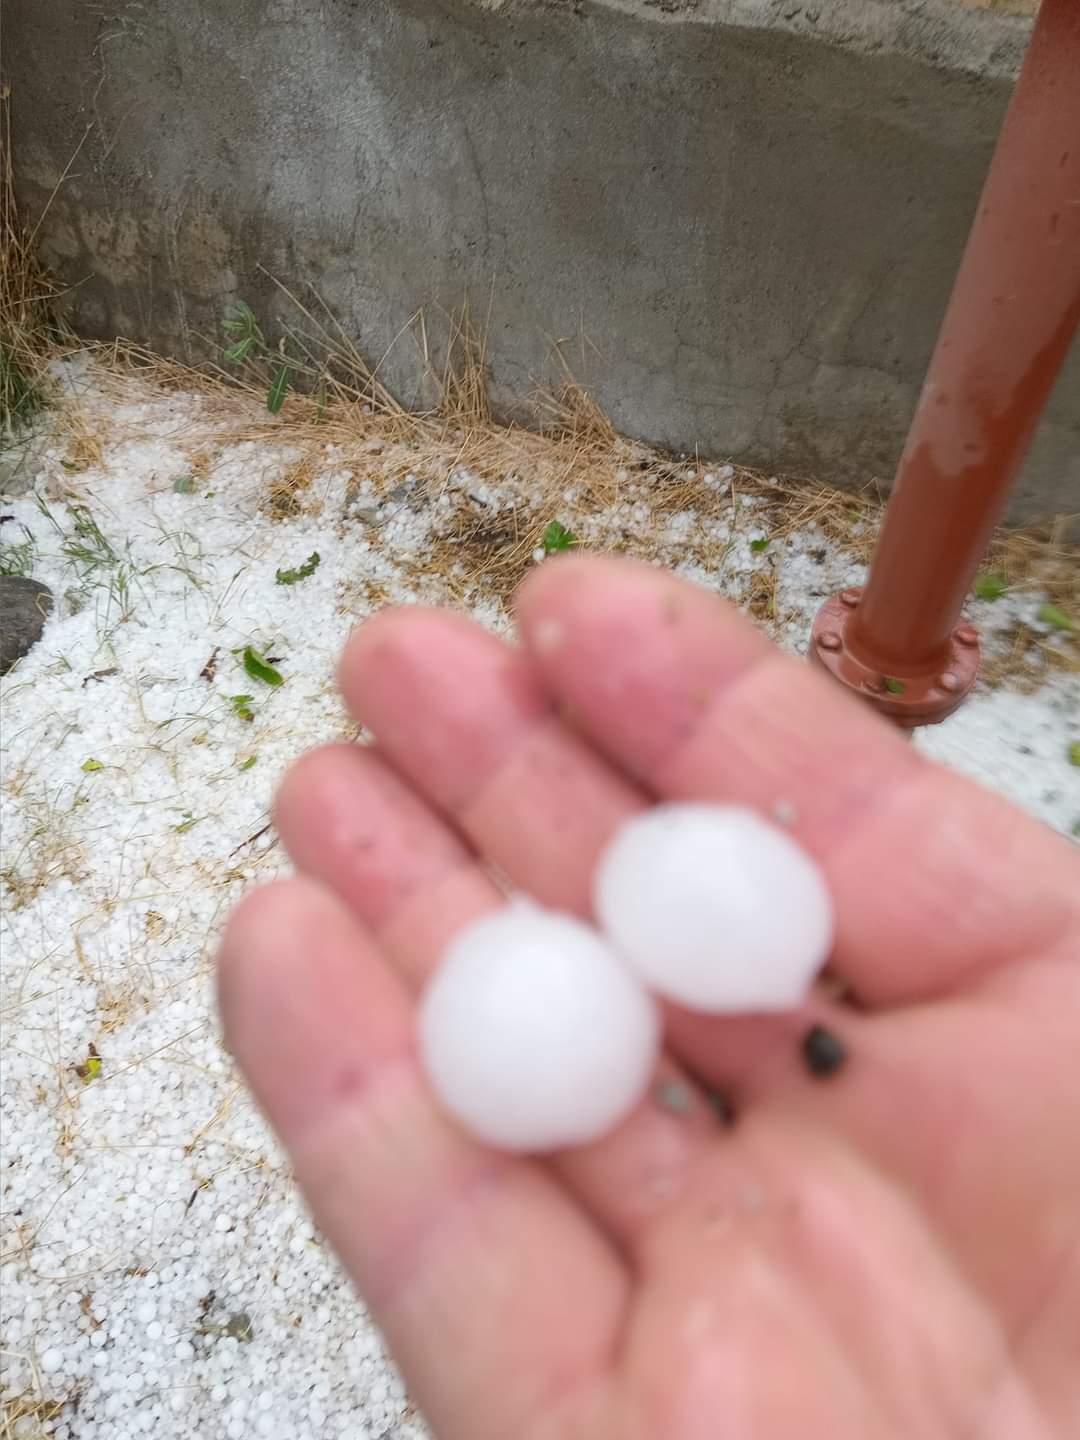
809;591;981;728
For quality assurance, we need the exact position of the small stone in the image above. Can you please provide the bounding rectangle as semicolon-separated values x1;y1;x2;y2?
0;576;54;673
224;1312;254;1342
801;1023;848;1078
654;1079;693;1114
388;479;415;504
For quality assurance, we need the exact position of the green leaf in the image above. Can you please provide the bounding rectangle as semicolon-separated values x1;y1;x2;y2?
238;754;258;771
76;1049;102;1083
266;362;290;415
542;520;577;555
883;677;906;695
973;573;1008;601
81;758;104;772
229;694;255;722
1038;602;1075;632
1068;742;1080;768
242;647;284;687
172;475;194;494
223;337;254;365
749;537;771;554
173;813;203;834
222;300;258;337
275;552;321;586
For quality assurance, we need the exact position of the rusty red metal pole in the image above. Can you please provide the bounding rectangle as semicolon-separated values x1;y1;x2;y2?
811;0;1080;727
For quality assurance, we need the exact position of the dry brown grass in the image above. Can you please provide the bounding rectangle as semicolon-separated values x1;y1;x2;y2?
425;300;492;429
266;455;318;520
0;87;66;438
986;517;1079;616
974;518;1080;690
88;324;1078;689
0;798;90;910
59;408;106;471
11;242;1069;691
1;1391;73;1440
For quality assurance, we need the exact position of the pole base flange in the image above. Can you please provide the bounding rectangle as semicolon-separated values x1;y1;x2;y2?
809;589;981;729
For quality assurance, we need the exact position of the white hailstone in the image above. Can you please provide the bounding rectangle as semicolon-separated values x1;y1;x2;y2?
419;900;660;1152
594;804;833;1012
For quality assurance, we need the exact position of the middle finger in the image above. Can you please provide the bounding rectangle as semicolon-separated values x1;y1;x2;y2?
335;608;851;1095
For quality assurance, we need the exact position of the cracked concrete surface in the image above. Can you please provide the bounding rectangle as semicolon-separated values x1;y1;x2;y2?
9;0;1077;520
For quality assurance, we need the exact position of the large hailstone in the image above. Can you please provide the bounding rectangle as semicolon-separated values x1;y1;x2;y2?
419;900;660;1152
594;803;833;1012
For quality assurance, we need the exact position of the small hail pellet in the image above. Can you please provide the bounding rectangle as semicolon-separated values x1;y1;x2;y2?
419;899;660;1152
594;803;834;1012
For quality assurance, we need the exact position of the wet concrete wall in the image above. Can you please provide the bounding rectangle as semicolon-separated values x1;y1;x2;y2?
8;0;1076;520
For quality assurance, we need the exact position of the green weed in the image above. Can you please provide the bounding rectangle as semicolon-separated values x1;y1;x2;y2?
0;530;36;576
974;573;1008;601
542;521;578;555
275;551;320;585
222;300;298;415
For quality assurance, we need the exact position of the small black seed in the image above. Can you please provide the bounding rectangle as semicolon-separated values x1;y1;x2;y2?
801;1024;848;1078
705;1089;736;1126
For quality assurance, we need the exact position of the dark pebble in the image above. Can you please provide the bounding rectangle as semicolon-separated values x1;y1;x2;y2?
0;575;53;674
801;1023;848;1078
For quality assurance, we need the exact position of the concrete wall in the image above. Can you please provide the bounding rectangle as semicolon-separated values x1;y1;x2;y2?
7;0;1077;521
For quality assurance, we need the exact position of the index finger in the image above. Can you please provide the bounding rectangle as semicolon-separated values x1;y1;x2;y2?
516;557;1079;1003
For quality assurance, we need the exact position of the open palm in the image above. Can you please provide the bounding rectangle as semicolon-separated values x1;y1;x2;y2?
218;557;1080;1440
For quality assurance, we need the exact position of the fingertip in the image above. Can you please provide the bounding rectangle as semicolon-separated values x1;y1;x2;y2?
337;606;476;710
515;554;659;636
217;875;327;1044
273;741;353;838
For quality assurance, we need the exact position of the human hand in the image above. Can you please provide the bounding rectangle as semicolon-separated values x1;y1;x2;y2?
218;557;1080;1439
